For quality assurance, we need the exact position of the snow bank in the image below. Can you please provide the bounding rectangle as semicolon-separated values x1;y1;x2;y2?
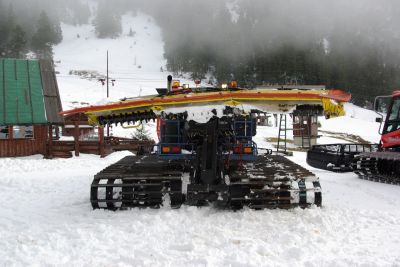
319;103;381;143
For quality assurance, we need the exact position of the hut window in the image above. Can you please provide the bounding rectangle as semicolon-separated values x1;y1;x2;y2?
0;126;9;139
13;126;34;139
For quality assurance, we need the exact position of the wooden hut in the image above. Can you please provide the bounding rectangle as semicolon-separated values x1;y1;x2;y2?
292;108;321;148
0;58;63;157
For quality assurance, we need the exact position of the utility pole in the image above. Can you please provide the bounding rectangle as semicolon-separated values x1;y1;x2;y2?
98;51;116;137
106;50;110;136
107;50;109;98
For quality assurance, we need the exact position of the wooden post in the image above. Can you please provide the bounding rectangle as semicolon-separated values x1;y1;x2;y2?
55;126;60;140
8;126;13;157
99;126;105;158
8;126;13;139
74;122;80;157
48;125;53;158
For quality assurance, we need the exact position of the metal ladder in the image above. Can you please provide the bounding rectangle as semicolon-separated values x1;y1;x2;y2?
277;114;288;154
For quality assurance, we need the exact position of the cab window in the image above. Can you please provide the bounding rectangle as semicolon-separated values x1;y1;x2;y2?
384;97;400;133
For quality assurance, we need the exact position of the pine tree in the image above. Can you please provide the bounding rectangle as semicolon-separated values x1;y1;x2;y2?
133;125;151;141
0;4;15;56
53;20;63;44
6;4;15;35
7;25;27;58
0;0;7;55
94;1;122;39
31;11;61;59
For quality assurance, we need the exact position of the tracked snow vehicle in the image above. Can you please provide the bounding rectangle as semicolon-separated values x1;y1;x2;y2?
307;143;379;172
307;91;400;185
62;77;351;209
354;92;400;184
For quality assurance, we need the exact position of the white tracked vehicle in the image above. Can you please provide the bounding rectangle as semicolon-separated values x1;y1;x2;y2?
62;77;351;209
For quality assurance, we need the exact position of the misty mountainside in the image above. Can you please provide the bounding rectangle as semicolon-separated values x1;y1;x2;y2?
53;11;173;115
2;0;400;105
147;0;400;105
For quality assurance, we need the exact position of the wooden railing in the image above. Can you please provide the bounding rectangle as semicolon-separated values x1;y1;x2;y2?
49;137;154;158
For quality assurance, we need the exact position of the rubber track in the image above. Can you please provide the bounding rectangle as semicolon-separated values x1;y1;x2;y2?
227;155;321;209
354;152;400;185
90;155;184;210
90;155;322;210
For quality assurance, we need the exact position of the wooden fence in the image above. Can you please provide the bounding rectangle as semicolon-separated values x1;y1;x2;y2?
0;139;45;157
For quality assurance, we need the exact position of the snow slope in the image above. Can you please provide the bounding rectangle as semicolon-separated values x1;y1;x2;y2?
0;11;399;267
54;12;167;112
54;12;205;110
54;12;206;140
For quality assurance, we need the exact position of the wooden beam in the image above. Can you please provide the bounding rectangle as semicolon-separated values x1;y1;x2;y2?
8;126;13;140
48;125;53;158
74;122;80;157
99;127;105;158
64;121;91;126
55;126;60;139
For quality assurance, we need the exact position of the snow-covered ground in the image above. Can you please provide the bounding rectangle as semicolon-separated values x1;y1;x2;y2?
1;150;400;266
1;11;400;267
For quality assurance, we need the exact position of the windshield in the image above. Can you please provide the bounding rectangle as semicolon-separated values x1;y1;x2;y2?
383;97;400;134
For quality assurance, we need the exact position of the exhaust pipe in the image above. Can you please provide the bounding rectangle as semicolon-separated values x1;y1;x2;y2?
167;75;172;92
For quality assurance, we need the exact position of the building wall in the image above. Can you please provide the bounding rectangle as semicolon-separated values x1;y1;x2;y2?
0;125;48;157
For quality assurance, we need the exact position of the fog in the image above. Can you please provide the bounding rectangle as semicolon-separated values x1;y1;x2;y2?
138;1;398;43
141;0;400;101
2;0;400;101
4;0;400;55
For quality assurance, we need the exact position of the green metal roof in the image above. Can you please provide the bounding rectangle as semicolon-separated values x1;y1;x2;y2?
0;59;62;125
